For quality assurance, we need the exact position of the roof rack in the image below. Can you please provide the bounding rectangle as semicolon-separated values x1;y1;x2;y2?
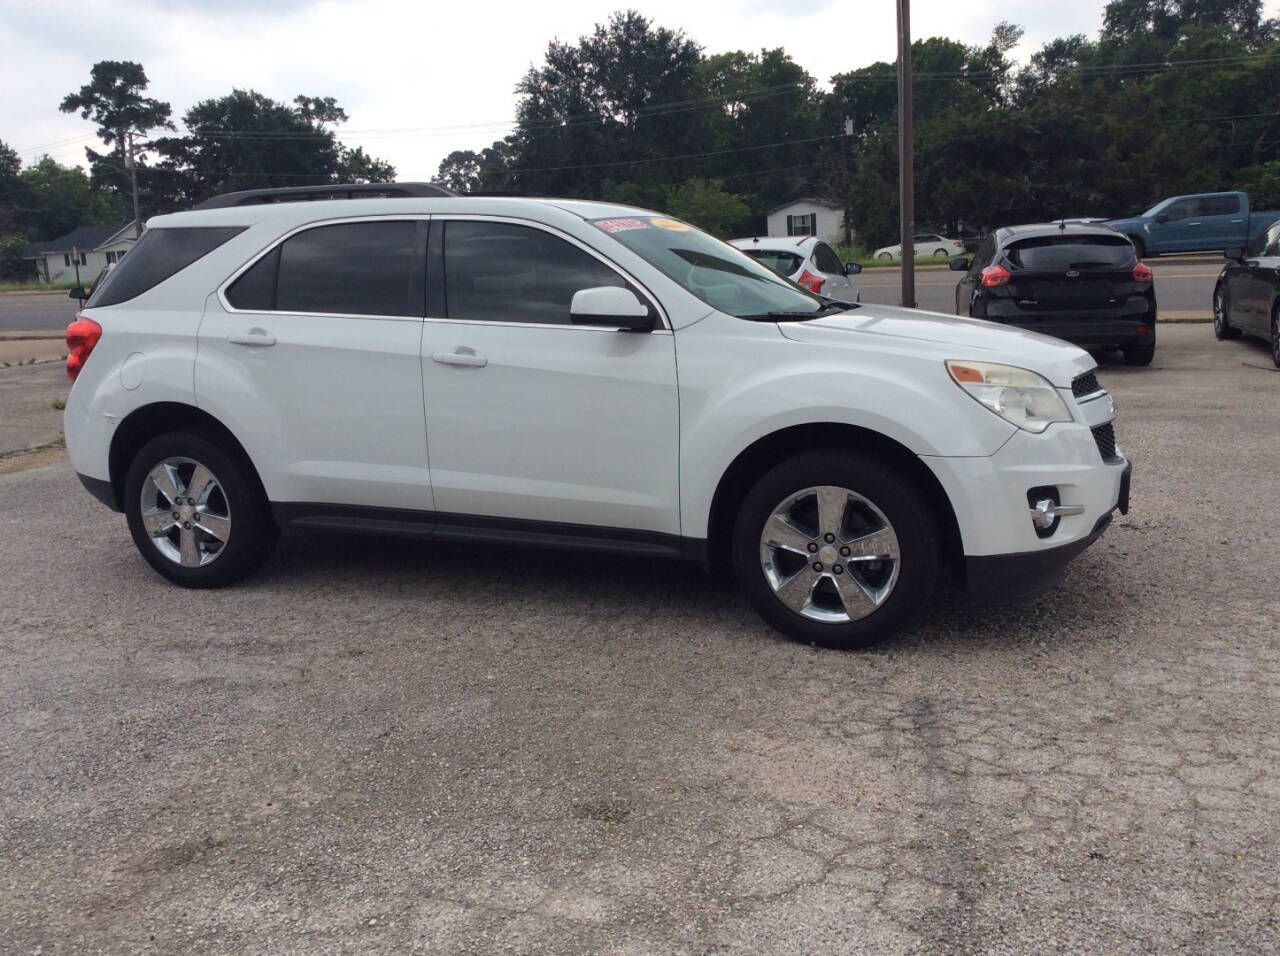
194;182;455;210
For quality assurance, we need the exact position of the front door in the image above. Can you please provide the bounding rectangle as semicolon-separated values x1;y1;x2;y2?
419;218;681;536
811;242;854;301
197;218;433;511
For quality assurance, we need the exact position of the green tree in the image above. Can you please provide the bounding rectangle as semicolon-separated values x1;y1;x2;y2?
663;178;750;236
59;61;173;227
16;156;121;241
0;138;22;233
0;233;27;280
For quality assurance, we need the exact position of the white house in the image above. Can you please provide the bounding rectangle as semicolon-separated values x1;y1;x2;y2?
24;221;138;284
765;199;847;245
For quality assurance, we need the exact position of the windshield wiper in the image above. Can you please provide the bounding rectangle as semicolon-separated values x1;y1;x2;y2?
758;301;859;321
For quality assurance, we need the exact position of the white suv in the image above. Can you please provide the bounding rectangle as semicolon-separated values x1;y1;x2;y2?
64;185;1131;648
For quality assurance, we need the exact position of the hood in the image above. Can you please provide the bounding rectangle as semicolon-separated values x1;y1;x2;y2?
776;305;1096;388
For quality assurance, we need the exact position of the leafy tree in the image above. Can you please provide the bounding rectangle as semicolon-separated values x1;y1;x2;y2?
0;139;21;233
60;61;173;225
16;156;122;241
663;178;751;236
0;233;27;280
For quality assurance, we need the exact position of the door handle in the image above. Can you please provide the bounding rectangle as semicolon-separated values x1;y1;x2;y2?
432;347;487;368
1231;219;1244;223
1187;221;1201;226
228;328;276;347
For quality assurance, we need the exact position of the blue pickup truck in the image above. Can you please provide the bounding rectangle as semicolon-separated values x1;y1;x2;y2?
1107;191;1280;258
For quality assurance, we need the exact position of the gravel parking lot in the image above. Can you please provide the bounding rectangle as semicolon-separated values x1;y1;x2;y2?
1;324;1277;954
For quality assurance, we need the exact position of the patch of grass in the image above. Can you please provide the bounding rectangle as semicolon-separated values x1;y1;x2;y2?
0;281;80;293
50;397;66;411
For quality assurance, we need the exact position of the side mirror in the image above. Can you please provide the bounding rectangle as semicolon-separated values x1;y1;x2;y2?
843;262;862;276
1154;213;1170;224
570;286;654;331
949;258;970;272
1224;247;1244;262
68;286;87;301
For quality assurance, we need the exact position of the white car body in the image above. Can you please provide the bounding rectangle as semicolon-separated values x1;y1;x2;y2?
728;236;859;301
874;233;967;260
64;193;1130;645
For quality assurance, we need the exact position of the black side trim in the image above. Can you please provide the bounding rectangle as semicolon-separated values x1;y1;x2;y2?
77;472;121;512
965;512;1113;605
271;502;706;563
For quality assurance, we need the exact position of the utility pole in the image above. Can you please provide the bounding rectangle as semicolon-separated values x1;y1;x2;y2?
126;131;142;237
896;0;916;308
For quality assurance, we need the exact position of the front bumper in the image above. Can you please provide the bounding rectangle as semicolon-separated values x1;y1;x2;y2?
966;460;1131;603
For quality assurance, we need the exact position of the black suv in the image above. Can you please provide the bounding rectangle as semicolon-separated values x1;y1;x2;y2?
951;224;1156;366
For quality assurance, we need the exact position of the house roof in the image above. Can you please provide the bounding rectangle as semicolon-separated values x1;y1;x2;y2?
23;222;137;258
766;198;843;215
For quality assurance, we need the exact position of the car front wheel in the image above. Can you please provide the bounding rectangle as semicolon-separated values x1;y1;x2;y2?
1214;284;1241;340
1272;304;1280;368
124;429;278;588
732;451;939;649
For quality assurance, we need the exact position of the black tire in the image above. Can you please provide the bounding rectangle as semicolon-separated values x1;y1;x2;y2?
731;450;939;649
1122;325;1156;366
1272;304;1280;369
1214;283;1241;340
124;429;277;588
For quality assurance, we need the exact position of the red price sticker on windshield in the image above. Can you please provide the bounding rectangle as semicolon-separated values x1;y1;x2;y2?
594;218;650;233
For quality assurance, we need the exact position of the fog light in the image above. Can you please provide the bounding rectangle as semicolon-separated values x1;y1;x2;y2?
1027;486;1086;539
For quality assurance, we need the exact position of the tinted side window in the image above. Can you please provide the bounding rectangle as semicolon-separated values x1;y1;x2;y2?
275;220;425;317
742;249;803;277
88;227;245;307
226;246;280;310
970;236;996;275
813;243;843;274
1248;229;1270;257
1163;200;1194;221
1199;195;1241;216
443;221;624;324
1267;223;1280;256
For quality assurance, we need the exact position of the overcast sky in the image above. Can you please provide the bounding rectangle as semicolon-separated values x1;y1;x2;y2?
3;0;1278;181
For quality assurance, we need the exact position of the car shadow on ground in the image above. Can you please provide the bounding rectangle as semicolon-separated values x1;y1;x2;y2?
245;528;1136;652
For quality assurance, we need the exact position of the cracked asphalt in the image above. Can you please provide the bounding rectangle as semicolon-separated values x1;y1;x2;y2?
0;324;1277;953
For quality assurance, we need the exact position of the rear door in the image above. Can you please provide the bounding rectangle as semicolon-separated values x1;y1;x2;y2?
1195;194;1246;252
197;217;433;511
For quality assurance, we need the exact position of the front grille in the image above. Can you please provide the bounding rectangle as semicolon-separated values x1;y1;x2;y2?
1072;371;1100;399
1092;422;1119;462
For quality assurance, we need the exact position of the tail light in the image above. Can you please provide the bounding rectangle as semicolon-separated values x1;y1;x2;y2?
66;316;102;382
1132;262;1153;283
797;269;825;294
980;264;1011;288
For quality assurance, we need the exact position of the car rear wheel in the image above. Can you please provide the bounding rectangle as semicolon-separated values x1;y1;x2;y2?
732;451;939;649
1214;283;1241;340
933;248;949;258
878;252;894;261
124;429;277;588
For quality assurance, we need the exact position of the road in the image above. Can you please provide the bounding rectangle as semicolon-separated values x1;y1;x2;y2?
0;258;1222;332
857;258;1220;317
1;324;1277;953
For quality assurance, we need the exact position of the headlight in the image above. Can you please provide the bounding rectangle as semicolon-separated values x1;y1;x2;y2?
946;361;1072;433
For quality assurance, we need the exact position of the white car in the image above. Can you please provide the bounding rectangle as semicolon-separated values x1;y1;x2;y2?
64;185;1131;649
729;236;861;301
874;233;967;260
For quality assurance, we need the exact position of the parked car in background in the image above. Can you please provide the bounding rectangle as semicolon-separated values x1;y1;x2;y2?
729;235;861;301
1213;218;1280;367
63;185;1130;650
873;234;966;260
1106;191;1280;258
951;223;1157;366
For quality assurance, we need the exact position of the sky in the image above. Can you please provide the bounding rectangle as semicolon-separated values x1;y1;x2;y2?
2;0;1278;181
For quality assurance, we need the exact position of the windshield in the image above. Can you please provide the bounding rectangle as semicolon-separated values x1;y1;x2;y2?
1141;198;1171;218
1007;235;1134;270
592;216;828;318
740;249;803;278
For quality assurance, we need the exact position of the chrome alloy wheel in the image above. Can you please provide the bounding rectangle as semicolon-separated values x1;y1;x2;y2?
1213;287;1226;334
758;485;901;624
139;457;231;568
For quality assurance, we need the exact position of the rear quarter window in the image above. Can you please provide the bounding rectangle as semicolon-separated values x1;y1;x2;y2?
741;249;803;277
1006;235;1134;271
87;227;246;307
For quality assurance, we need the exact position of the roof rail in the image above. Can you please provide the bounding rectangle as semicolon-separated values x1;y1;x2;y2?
194;182;455;210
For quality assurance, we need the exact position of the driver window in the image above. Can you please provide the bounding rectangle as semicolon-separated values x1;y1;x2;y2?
970;235;995;276
813;243;843;274
1266;223;1280;257
1249;229;1270;257
1163;200;1193;221
442;220;625;324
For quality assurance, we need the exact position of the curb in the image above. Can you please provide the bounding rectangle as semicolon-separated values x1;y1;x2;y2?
0;332;65;341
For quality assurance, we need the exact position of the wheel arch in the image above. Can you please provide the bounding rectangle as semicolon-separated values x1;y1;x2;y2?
108;402;268;511
704;422;963;575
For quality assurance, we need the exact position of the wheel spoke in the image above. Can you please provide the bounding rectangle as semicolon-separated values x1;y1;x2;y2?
178;527;201;567
773;567;820;613
196;510;230;542
763;514;813;556
186;464;216;505
843;526;900;561
141;509;175;537
149;463;181;506
831;571;880;617
814;486;848;539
